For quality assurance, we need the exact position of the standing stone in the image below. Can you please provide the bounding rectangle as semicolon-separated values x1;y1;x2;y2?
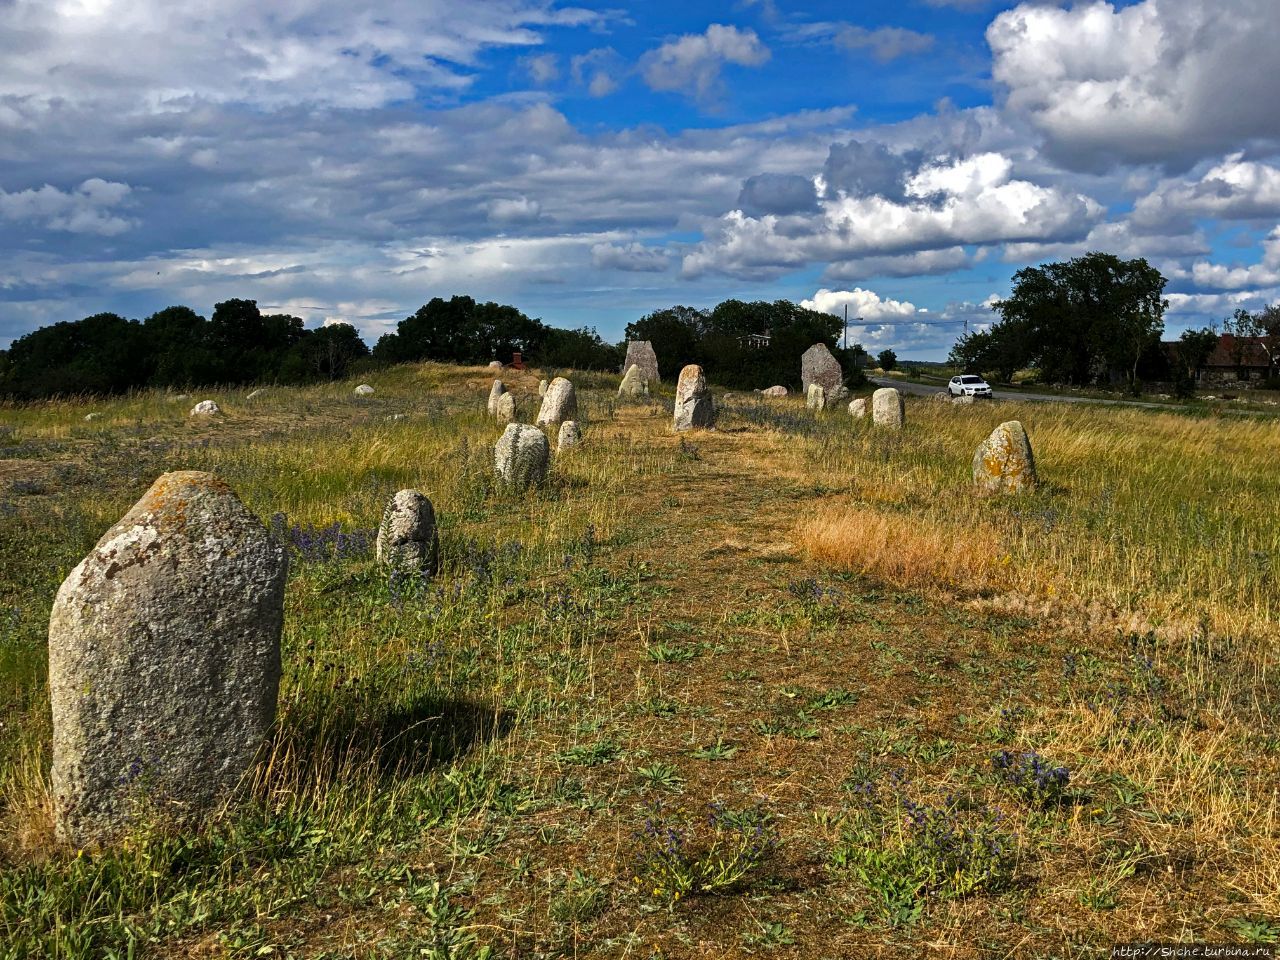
190;400;220;416
557;421;582;451
623;340;660;385
849;398;868;418
494;392;517;424
931;391;951;404
538;379;549;397
48;471;287;846
761;385;788;398
801;343;844;404
376;490;440;575
618;364;647;398
673;364;715;431
973;421;1037;495
488;379;508;416
871;387;905;429
806;383;826;411
354;384;375;397
495;423;550;487
536;377;578;429
488;360;504;369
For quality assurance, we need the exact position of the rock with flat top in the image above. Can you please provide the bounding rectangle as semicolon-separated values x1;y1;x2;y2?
557;421;582;450
488;380;507;416
48;471;286;846
806;383;825;411
495;393;516;423
871;388;904;429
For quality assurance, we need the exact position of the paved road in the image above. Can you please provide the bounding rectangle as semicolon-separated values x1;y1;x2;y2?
869;377;1176;411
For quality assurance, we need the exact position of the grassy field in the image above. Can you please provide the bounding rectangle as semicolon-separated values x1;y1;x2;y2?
1;363;1277;957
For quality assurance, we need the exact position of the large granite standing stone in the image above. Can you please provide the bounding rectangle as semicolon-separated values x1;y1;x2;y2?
487;380;507;417
849;398;868;418
801;343;844;402
673;364;715;431
495;423;550;487
871;388;904;429
376;490;440;575
623;340;660;385
494;392;517;424
761;385;788;398
48;471;287;846
973;421;1037;495
618;365;648;398
806;383;825;411
536;377;578;429
557;421;582;451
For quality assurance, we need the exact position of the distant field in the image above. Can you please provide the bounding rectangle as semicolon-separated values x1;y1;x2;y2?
1;364;1277;957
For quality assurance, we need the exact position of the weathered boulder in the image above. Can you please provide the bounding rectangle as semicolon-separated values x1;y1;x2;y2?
952;394;975;406
83;413;100;422
487;379;507;416
673;364;715;431
801;343;844;401
618;364;648;398
849;398;868;418
376;490;440;575
871;387;904;429
536;377;578;428
623;340;660;385
972;421;1037;495
557;421;582;451
488;360;503;369
190;400;220;416
48;471;287;846
806;383;826;411
761;385;788;398
828;383;850;407
494;392;517;423
931;391;951;404
495;423;550;487
354;384;375;397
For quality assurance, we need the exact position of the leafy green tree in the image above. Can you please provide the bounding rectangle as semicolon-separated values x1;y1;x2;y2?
1225;306;1280;376
0;313;150;398
624;306;706;379
280;323;371;382
533;326;623;370
877;349;898;371
143;306;220;387
373;296;547;366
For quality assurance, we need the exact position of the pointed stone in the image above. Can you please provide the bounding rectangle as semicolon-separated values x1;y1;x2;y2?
673;364;715;431
801;343;844;401
623;340;660;384
973;421;1037;495
536;377;578;429
849;398;867;418
495;392;516;424
487;379;507;416
619;364;647;398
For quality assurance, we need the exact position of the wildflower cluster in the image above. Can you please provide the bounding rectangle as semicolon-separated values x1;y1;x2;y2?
991;750;1070;806
269;514;375;562
633;802;778;903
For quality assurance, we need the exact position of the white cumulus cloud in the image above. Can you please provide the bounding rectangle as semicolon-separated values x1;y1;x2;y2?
0;177;134;235
641;24;770;105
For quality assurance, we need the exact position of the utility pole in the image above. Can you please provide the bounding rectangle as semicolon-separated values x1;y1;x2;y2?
843;304;848;350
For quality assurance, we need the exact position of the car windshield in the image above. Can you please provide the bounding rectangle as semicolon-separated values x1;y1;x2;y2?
961;376;984;384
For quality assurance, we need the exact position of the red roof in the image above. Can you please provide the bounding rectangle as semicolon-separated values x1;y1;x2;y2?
1206;334;1272;369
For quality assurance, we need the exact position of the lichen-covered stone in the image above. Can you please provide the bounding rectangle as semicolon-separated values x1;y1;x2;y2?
801;343;844;401
190;400;220;416
952;395;975;406
806;383;825;411
495;392;517;424
536;377;578;429
849;398;868;418
48;471;287;846
557;421;582;451
495;423;550;487
376;490;440;575
760;385;788;398
871;388;904;429
972;420;1037;495
354;384;374;396
673;364;715;431
623;340;660;384
487;379;507;416
618;364;647;398
932;391;951;404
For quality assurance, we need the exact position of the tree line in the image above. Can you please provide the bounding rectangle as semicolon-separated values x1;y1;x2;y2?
0;293;868;400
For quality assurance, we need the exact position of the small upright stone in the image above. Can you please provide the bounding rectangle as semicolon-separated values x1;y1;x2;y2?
538;379;549;397
48;471;287;846
623;340;661;385
806;383;825;411
761;385;788;398
376;490;440;575
495;392;517;424
801;343;844;402
354;384;375;397
557;421;582;451
973;421;1037;495
673;364;715;431
495;423;550;487
849;398;868;418
536;377;578;429
488;379;507;416
190;400;220;416
618;364;647;398
488;360;503;369
931;391;951;404
871;388;904;429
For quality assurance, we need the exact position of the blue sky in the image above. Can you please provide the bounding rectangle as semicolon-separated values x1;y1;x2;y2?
3;0;1280;359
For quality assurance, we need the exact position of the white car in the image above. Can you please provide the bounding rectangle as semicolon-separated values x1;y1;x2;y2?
948;374;993;398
